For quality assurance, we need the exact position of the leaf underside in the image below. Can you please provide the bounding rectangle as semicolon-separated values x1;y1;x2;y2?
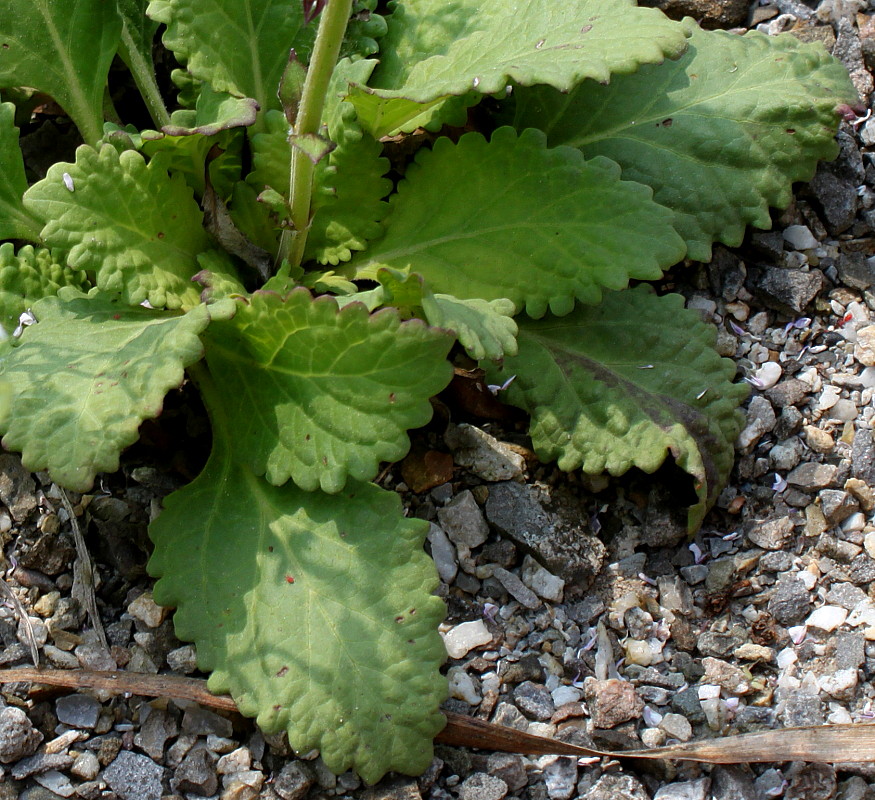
0;0;122;143
148;418;447;782
202;288;454;492
347;0;688;136
0;289;210;491
0;243;90;334
487;286;748;530
23;145;211;310
352;127;686;318
511;25;857;261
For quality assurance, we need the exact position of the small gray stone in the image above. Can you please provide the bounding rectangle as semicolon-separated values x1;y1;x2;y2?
513;681;554;721
444;423;525;481
770;439;804;471
436;490;489;549
11;751;74;780
755;769;786;800
746;516;795;551
781;692;823;727
491;566;540;609
834;631;866;671
819;490;859;526
485;753;527;793
0;706;42;763
427;524;458;584
33;769;75;797
543;756;578;800
787;462;838;491
710;766;756;800
172;746;218;796
273;761;315;800
458;772;508;800
181;706;233;738
737;396;776;450
653;778;710;800
0;454;37;521
697;630;745;658
768;576;811;625
500;654;545;685
362;777;422;800
585;773;650;800
55;694;100;729
135;707;178;760
753;267;823;314
852;429;875;484
809;167;858;236
775;405;805;439
102;750;165;800
671;686;705;723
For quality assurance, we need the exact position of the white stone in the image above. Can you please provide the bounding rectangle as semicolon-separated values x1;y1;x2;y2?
819;668;858;698
697;684;721;700
442;619;493;659
128;591;169;628
754;361;783;390
861;366;875;388
447;666;482;705
427;523;458;584
805;605;848;632
521;555;564;602
776;647;797;669
551;685;581;707
855;326;875;367
865;532;875;559
659;712;693;742
817;385;840;411
783;225;819;250
624;639;653;666
33;770;75;798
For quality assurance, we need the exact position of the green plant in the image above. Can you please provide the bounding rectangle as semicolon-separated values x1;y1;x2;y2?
0;0;855;781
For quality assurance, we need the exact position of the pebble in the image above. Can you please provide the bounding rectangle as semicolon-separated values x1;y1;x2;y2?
737;396;777;449
102;750;165;800
458;773;508;800
437;490;490;548
427;524;458;584
659;712;692;742
71;751;100;781
583;678;644;728
818;668;858;699
33;769;75;797
520;556;564;602
804;425;835;453
787;462;838;491
173;746;218;795
805;605;848;632
55;694;100;729
273;761;315;800
542;756;578;800
855;325;875;365
490;566;540;609
127;591;168;628
0;707;42;763
442;620;493;659
448;666;482;705
783;225;819;250
444;424;525;481
653;778;710;800
513;681;554;721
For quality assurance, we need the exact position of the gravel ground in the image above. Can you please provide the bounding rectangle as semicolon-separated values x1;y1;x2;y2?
4;2;875;799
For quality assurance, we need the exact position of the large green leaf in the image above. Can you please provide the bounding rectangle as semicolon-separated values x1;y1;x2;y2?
0;102;42;241
487;286;748;530
0;288;211;491
346;0;688;136
0;244;90;334
511;25;857;261
23;145;211;309
203;288;454;492
351;127;686;318
0;0;122;144
148;401;447;782
146;0;315;119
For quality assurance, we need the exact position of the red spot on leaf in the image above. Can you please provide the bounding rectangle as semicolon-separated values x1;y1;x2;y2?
285;575;295;584
388;392;396;403
112;313;121;320
276;666;289;677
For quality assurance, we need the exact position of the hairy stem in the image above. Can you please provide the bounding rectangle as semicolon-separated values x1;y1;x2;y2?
118;24;171;129
279;0;353;267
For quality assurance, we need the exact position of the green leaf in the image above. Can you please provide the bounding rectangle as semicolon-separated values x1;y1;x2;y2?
0;102;42;241
0;288;212;491
363;0;688;101
0;0;122;144
352;127;686;318
345;88;477;140
162;84;259;136
511;25;857;261
147;0;315;119
117;0;159;66
422;294;518;362
148;403;447;781
203;288;454;492
0;244;90;335
23;144;210;310
487;286;748;530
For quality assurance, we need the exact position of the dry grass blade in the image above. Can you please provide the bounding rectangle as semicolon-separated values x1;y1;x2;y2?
2;668;875;765
0;579;38;667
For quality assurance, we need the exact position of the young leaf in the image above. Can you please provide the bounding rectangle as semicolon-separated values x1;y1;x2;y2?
352;127;686;318
147;0;315;118
0;0;122;144
511;25;857;261
202;288;454;492
0;103;42;241
0;244;90;335
23;145;212;310
347;0;688;136
486;286;748;531
148;411;447;782
161;85;259;136
421;294;518;362
0;288;212;491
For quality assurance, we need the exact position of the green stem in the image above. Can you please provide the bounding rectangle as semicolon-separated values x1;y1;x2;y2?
118;24;171;129
280;0;353;267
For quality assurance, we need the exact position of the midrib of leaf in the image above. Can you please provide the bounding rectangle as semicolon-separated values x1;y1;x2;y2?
243;0;267;114
34;0;102;144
